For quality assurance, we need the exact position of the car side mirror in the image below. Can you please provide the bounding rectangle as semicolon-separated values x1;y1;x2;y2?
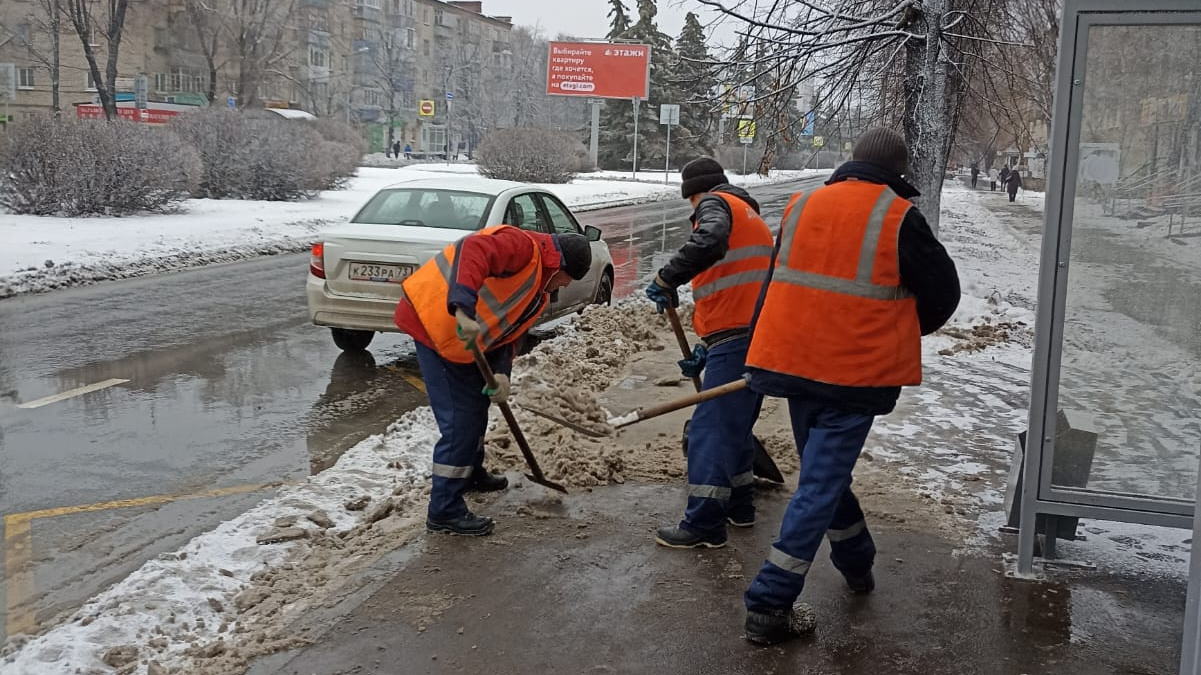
584;225;602;242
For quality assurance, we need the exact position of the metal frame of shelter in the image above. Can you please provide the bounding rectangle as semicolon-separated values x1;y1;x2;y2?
1017;2;1201;670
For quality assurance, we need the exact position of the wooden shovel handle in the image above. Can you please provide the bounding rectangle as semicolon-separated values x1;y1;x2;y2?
664;306;703;392
620;378;749;427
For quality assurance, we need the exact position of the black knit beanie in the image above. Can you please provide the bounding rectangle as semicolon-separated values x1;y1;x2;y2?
680;157;729;198
554;233;592;281
852;128;909;176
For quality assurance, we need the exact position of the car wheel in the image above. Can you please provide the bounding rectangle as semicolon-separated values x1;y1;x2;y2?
331;328;375;352
592;272;613;306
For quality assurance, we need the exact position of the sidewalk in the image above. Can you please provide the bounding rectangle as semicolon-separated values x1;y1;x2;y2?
243;482;1184;675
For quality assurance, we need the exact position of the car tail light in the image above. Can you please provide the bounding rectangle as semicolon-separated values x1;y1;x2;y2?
310;242;326;279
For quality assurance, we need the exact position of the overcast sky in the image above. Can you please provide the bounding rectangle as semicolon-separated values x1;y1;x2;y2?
480;0;738;46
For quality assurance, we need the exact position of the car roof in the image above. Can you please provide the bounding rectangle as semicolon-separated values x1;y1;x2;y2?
382;175;535;196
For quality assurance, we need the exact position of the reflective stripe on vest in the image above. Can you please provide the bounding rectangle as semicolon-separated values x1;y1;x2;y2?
745;181;922;387
402;225;546;363
433;251;541;349
689;192;776;338
775;187;912;300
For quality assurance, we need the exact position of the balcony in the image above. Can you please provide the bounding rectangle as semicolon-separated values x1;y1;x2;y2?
352;4;382;23
303;29;332;48
433;23;453;40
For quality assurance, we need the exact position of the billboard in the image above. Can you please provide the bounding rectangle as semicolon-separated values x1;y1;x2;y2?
546;41;650;100
75;105;180;124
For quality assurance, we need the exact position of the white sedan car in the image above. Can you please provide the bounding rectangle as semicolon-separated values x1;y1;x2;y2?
307;176;615;351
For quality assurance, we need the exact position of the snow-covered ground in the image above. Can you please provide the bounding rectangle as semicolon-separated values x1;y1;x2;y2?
0;164;822;299
3;181;1194;675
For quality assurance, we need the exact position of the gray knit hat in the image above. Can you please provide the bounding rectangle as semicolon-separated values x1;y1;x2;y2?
852;128;909;176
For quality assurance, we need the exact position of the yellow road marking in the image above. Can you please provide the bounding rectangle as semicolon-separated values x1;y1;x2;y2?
402;375;426;393
3;482;282;637
4;518;34;637
16;378;130;409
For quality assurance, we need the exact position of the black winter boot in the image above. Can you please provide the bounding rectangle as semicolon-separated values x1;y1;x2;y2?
654;524;727;549
845;569;875;595
427;512;495;536
467;468;509;493
744;603;817;646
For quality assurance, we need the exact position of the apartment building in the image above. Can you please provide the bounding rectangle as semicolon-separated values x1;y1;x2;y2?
351;0;512;153
0;0;512;153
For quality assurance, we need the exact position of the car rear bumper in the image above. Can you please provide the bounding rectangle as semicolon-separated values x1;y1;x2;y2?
307;275;401;333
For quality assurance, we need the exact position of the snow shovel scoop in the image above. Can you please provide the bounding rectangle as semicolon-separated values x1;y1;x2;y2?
468;342;567;494
664;307;785;485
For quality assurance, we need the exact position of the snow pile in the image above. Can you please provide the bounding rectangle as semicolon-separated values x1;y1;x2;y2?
1;411;440;675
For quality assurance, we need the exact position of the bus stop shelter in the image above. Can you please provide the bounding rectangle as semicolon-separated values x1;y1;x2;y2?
1015;2;1201;672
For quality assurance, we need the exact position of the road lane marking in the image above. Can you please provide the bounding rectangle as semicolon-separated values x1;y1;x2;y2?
3;518;34;637
16;378;131;409
3;481;283;637
402;375;426;393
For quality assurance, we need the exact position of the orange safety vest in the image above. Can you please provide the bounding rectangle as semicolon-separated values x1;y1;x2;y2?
690;192;775;339
401;225;547;363
746;180;922;387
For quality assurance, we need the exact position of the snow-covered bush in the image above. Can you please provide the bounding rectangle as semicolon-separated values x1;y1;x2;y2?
0;114;199;216
172;109;361;200
475;128;581;184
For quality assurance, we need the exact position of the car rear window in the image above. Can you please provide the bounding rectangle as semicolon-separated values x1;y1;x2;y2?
351;188;494;230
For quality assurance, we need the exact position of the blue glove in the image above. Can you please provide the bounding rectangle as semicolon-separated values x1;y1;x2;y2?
678;343;708;379
645;276;679;314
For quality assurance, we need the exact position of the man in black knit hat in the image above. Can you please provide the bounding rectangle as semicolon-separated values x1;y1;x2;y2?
644;157;776;549
739;128;960;645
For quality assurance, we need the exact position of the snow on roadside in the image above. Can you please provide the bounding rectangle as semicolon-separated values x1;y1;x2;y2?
1;410;439;675
0;165;823;299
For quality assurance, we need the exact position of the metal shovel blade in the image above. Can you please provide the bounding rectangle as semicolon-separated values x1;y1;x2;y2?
525;473;568;494
518;405;611;438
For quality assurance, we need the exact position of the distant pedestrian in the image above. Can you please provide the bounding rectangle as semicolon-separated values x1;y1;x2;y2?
970;162;979;189
999;165;1010;189
404;143;412;159
989;167;998;191
1005;167;1023;202
393;140;402;159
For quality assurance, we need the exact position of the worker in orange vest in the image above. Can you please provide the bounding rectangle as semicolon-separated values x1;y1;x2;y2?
644;157;775;549
394;225;592;536
741;129;960;645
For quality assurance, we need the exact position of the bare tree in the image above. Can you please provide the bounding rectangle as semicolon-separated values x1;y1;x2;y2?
225;0;296;108
0;0;64;111
697;0;1003;234
180;0;225;104
63;0;131;120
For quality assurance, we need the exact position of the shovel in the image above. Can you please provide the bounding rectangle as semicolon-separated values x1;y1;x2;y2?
468;342;567;494
664;307;785;484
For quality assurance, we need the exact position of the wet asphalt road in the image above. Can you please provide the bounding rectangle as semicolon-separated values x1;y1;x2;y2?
0;177;825;639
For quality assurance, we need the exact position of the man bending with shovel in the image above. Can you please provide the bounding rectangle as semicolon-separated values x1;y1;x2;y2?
645;157;777;549
395;225;592;536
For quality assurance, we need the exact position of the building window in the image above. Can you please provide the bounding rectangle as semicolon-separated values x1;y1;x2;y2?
86;70;98;91
424;8;430;24
423;39;430;56
17;67;34;89
310;47;328;68
405;27;415;49
434;9;444;25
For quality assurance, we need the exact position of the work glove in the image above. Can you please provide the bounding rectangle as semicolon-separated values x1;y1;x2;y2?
454;307;481;347
645;275;679;314
678;343;708;379
483;373;510;404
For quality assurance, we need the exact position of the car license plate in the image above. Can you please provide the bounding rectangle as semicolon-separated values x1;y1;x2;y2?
349;262;415;283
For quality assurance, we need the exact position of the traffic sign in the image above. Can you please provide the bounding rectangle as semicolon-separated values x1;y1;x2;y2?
418;99;435;116
659;104;679;126
446;91;454;100
813;136;825;148
134;74;148;110
227;96;237;109
737;118;755;144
